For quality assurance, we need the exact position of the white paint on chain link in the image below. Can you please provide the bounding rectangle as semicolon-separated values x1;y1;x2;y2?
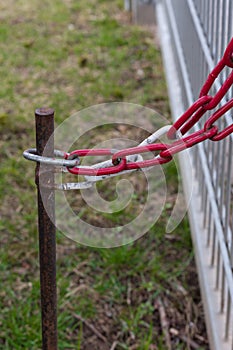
38;103;194;247
83;125;173;183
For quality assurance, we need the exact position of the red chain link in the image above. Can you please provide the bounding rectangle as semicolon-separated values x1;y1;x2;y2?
66;149;127;176
66;38;233;177
167;37;233;139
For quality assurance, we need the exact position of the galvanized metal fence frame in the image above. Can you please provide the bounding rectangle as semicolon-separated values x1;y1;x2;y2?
155;1;233;349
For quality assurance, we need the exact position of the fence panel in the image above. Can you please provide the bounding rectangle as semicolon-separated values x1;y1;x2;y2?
156;1;233;349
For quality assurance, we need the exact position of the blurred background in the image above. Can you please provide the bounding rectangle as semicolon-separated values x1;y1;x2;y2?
0;1;208;349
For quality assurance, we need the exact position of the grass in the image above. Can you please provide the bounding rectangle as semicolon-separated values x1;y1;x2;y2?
0;0;208;349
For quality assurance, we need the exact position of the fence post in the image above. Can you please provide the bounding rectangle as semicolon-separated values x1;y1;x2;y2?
124;0;132;11
35;107;58;350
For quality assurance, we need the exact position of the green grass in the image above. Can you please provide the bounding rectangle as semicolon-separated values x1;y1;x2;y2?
0;0;208;349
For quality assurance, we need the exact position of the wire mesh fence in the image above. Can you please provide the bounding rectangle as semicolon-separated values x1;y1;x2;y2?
155;0;233;349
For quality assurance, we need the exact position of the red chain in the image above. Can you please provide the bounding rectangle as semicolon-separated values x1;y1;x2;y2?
167;37;233;139
67;38;233;177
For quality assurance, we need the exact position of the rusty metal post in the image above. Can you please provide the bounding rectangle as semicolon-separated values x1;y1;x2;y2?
35;107;58;350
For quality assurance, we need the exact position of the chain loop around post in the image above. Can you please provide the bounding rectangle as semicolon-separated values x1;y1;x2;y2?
23;149;79;167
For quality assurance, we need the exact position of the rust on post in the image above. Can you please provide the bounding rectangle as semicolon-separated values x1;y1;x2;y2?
35;107;58;350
